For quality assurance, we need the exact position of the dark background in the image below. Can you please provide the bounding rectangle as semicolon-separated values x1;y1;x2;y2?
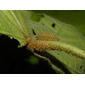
0;35;56;73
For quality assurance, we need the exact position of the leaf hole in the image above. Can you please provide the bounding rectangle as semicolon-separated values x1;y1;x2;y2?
32;29;36;35
40;14;44;17
52;23;56;28
80;65;83;69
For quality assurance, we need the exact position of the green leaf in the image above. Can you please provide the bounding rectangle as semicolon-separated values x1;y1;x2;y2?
0;10;26;46
29;13;85;73
0;10;85;73
38;14;85;73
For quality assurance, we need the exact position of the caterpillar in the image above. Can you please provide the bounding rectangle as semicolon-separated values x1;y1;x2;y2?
26;38;85;59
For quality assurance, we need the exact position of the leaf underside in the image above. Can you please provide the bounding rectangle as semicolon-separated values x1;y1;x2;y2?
0;10;85;73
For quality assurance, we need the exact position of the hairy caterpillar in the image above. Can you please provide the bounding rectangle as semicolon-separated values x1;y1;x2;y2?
25;37;85;59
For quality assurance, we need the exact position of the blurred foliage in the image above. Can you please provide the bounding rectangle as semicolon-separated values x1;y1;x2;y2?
25;56;39;65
